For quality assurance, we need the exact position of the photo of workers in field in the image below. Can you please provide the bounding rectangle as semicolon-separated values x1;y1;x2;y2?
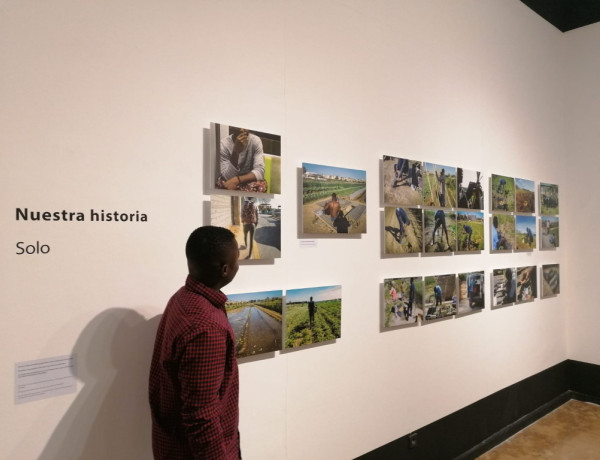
456;168;484;210
302;163;366;234
382;156;423;206
515;178;535;213
540;183;559;215
423;274;457;322
540;216;559;249
211;195;281;260
458;271;485;315
491;214;515;252
226;290;283;358
383;207;423;255
516;266;537;303
284;285;342;348
492;268;517;307
383;277;423;328
424;209;456;253
422;162;457;208
515;215;536;251
491;174;515;212
456;211;484;252
541;264;560;298
212;122;281;194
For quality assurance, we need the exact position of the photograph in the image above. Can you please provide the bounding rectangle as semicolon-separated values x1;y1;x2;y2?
456;168;484;210
492;268;517;307
456;211;484;252
423;274;457;322
213;123;281;194
540;216;559;249
491;174;515;212
226;290;283;358
424;209;456;253
540;183;559;215
541;264;560;298
284;285;342;348
515;215;537;251
491;214;515;252
383;277;423;328
302;163;367;234
383;207;423;255
516;266;537;303
211;195;281;260
382;156;423;206
422;162;457;208
458;271;485;314
515;178;536;213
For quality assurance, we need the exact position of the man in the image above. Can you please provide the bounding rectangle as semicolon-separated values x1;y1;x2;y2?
149;226;241;460
431;210;451;249
406;278;416;320
434;284;443;307
395;208;411;242
308;296;317;329
241;198;259;259
463;224;473;250
323;193;341;224
435;168;447;207
217;127;267;193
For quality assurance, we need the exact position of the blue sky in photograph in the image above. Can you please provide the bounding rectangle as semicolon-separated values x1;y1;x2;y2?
423;162;457;175
227;290;283;303
516;215;537;233
515;178;535;191
285;285;342;303
458;211;483;220
303;163;366;181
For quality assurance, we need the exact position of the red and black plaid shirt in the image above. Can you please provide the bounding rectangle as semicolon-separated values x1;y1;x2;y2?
149;276;240;459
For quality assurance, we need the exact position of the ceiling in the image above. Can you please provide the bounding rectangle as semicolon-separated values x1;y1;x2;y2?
521;0;600;32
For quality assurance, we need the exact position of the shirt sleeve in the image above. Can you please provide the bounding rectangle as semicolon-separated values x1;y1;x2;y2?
219;137;239;182
247;135;265;181
178;327;229;459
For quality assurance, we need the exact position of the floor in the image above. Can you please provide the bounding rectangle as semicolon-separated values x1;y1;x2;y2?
477;399;600;459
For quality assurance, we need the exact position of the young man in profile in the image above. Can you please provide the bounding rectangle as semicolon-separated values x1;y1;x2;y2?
149;226;241;459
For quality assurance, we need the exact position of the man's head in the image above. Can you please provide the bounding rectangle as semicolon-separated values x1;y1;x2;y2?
186;226;239;289
331;193;337;201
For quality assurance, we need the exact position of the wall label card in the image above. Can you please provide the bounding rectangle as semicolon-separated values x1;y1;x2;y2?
15;355;76;404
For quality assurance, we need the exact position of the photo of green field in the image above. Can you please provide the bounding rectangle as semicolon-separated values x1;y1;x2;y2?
515;215;536;250
491;174;515;212
285;286;342;348
422;162;457;208
540;183;559;215
456;211;484;252
515;178;535;213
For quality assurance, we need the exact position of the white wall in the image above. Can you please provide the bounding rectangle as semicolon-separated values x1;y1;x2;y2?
0;1;571;459
565;23;600;366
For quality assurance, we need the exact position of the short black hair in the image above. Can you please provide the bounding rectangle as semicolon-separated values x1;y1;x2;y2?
186;226;236;273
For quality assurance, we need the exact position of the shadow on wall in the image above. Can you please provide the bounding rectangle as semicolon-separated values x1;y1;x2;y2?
38;308;161;460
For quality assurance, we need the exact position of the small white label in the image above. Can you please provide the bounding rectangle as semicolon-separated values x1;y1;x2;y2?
15;355;76;404
299;240;317;248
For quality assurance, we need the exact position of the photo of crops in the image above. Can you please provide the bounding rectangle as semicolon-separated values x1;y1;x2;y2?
421;162;457;208
516;266;537;303
492;268;517;307
458;271;485;314
423;209;456;253
383;207;423;255
423;274;457;322
456;211;484;252
541;264;560;298
540;182;559;215
515;178;535;213
515;215;536;251
383;277;423;328
226;290;283;358
302;163;366;234
491;214;515;252
382;156;423;206
284;285;342;348
491;174;515;212
540;216;559;249
457;168;484;210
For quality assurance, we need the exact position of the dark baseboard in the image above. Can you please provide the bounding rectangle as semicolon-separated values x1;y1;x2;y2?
355;359;600;460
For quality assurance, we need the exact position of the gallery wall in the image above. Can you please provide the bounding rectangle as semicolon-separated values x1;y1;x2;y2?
0;1;576;459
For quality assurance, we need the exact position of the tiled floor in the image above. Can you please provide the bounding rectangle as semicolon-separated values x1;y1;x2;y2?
477;399;600;459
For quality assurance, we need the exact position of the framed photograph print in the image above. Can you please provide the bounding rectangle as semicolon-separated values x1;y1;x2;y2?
456;168;484;210
540;183;559;215
541;264;560;298
424;209;456;253
491;214;515;252
492;268;516;307
422;163;457;208
458;271;485;314
515;215;537;251
456;211;484;252
382;277;422;328
515;178;536;213
516;266;537;303
382;156;423;206
540;216;559;249
491;174;515;212
423;274;457;322
383;207;423;255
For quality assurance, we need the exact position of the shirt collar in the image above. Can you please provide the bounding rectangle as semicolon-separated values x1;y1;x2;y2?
185;275;228;310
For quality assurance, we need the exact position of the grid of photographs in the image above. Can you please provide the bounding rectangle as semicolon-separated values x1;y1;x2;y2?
209;122;282;261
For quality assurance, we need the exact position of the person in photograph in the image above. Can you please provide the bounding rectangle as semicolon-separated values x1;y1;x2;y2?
463;224;473;250
241;198;259;259
526;227;534;246
431;210;451;249
504;269;516;304
389;283;399;319
149;226;241;460
410;162;421;191
434;284;443;306
395;208;411;242
394;158;408;186
435;168;447;206
497;178;507;195
217;127;267;193
308;296;317;329
323;193;341;223
333;210;350;233
406;278;416;321
492;216;509;250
